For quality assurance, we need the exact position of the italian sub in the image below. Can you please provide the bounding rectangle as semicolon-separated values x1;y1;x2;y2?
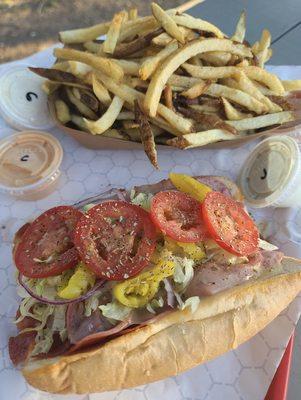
8;174;301;394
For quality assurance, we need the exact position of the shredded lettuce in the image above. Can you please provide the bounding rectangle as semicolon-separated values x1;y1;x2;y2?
82;203;95;213
84;294;100;317
99;301;131;322
31;328;54;356
180;296;200;313
146;296;164;314
130;190;153;210
172;257;194;292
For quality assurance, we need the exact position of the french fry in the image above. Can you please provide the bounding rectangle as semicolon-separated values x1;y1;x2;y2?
167;129;243;148
118;16;158;43
233;71;282;113
92;73;111;106
129;8;138;21
221;97;253;120
54;48;124;82
115;60;140;76
182;63;285;94
168;74;200;89
52;61;70;72
55;100;71;124
66;88;98;120
122;120;139;130
73;87;99;112
282;80;301;91
84;96;124;135
178;106;238;134
95;72;192;134
256;29;271;68
181;80;211;99
144;38;252;117
231;11;246;43
152;3;185;44
134;100;158;168
71;114;89;130
206;83;267;114
29;67;89;89
83;41;102;53
174;0;207;14
163;84;174;110
199;51;232;66
68;61;92;77
59;21;111;44
171;14;224;38
139;40;178;80
113;28;164;58
42;81;59;95
226;111;294;130
116;111;135;120
103;11;127;54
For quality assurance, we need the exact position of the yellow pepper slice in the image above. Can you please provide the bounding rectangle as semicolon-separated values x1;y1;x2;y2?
165;237;206;261
58;262;96;299
169;173;212;202
113;260;174;308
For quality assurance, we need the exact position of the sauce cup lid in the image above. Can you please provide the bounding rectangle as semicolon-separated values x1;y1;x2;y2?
0;65;55;131
0;130;63;194
239;135;300;208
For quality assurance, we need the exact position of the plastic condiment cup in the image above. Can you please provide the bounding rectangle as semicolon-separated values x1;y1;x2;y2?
239;135;301;208
0;65;55;130
0;131;63;200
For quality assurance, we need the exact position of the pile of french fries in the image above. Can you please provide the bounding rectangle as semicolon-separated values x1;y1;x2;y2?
31;0;301;168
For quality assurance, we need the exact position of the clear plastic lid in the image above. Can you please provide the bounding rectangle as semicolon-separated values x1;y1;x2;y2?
239;135;300;208
0;65;55;130
0;131;63;199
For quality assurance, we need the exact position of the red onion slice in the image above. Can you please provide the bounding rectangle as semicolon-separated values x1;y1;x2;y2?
18;274;106;305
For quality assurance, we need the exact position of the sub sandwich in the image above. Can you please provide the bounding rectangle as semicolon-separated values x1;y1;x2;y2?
9;174;301;394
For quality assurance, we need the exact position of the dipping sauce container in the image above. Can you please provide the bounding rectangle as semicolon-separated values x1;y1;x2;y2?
0;131;63;200
0;65;54;131
239;135;301;208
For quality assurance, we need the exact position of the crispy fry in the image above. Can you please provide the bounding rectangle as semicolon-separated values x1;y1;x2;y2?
256;29;271;68
129;8;138;20
103;11;127;54
152;3;185;44
71;114;89;130
113;28;164;58
282;80;301;91
168;74;200;89
42;81;60;95
227;111;294;130
52;61;70;72
54;48;124;82
233;71;282;113
115;60;140;76
190;104;221;114
206;83;267;114
182;63;285;94
73;87;99;112
29;67;89;89
163;85;175;110
174;0;206;14
221;97;253;120
134;100;158;168
178;106;238;134
95;72;191;134
167;129;242;148
84;95;124;135
118;16;158;43
144;38;252;117
199;51;232;66
55;100;71;124
59;22;111;44
122;121;140;129
83;41;102;53
181;80;211;99
117;111;135;120
231;11;246;43
139;40;178;81
68;61;92;77
172;14;224;38
66;88;98;120
92;73;111;106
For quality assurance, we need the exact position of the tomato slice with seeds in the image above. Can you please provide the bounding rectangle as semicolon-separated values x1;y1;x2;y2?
74;201;157;280
14;206;83;278
150;191;207;243
202;191;259;256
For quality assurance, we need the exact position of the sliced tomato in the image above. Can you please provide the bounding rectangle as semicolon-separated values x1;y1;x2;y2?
150;191;207;243
202;191;259;256
14;206;83;278
74;201;157;280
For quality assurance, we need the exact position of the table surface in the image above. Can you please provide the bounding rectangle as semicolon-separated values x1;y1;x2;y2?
0;1;300;398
